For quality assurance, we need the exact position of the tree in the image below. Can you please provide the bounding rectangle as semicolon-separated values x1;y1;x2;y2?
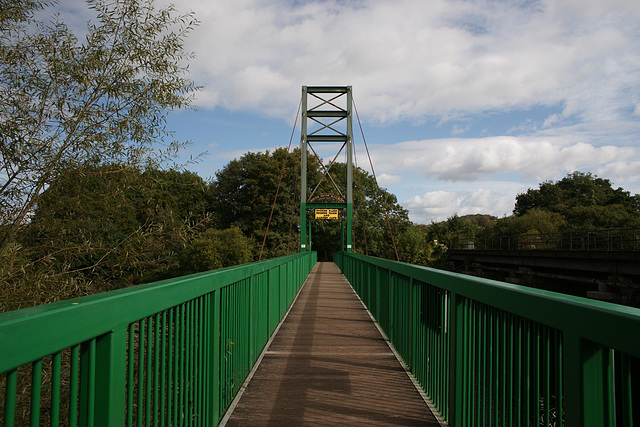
211;148;302;259
349;163;411;260
0;165;211;312
0;0;199;251
394;225;427;266
491;208;565;236
210;148;412;261
180;227;253;274
513;172;640;230
425;213;488;248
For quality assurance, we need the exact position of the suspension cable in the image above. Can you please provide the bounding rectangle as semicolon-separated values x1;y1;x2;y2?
287;162;299;255
352;141;369;255
259;97;302;261
353;98;400;262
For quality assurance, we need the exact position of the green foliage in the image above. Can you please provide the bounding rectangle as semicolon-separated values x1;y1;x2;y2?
395;226;426;266
424;172;640;254
211;148;302;259
350;164;411;260
0;0;52;24
514;172;640;230
209;148;412;261
1;165;210;312
0;0;199;250
489;208;567;237
424;241;450;269
425;214;489;247
180;227;253;274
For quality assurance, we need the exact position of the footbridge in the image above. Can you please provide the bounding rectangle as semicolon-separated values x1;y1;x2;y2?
3;86;640;426
2;252;640;426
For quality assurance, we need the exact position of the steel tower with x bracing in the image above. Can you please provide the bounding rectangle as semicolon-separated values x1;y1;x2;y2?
300;86;353;253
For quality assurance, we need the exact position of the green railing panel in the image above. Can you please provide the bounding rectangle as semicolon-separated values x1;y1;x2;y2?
0;252;316;426
335;251;640;427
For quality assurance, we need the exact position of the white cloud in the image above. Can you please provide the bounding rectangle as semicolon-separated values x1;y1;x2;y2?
57;0;640;126
368;135;638;184
366;129;640;223
594;161;640;190
543;99;581;128
175;0;640;125
377;173;402;186
404;187;516;223
451;124;470;135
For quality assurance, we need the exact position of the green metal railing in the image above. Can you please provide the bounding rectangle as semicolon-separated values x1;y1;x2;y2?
0;252;316;426
335;252;639;427
447;227;640;252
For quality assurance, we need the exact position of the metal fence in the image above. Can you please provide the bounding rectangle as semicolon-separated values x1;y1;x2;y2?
0;252;316;426
335;251;639;427
448;228;640;251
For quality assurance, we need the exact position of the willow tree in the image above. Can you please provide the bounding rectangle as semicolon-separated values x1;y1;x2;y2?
0;0;199;250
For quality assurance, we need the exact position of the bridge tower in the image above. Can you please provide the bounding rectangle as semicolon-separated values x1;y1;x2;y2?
300;86;353;253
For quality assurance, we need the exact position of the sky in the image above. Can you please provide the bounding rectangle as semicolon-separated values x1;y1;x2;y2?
64;0;640;224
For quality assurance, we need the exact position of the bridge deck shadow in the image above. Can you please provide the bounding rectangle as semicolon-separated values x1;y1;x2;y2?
224;262;440;426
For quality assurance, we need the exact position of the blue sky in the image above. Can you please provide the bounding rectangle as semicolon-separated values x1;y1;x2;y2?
68;0;640;223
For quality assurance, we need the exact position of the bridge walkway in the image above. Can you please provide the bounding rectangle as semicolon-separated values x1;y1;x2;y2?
223;262;440;426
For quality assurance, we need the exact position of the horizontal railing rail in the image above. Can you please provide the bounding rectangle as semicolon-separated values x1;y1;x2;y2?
0;252;316;426
447;227;640;251
335;251;640;427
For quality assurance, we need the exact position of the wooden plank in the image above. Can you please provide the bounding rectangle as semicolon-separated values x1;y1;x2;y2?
224;262;440;426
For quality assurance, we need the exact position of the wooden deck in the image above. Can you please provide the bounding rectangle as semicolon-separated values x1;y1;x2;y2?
223;262;441;426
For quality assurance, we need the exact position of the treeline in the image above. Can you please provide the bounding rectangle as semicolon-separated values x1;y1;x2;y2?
423;172;640;254
0;149;413;312
4;153;638;312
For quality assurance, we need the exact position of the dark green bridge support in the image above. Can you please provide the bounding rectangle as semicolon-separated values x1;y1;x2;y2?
300;86;353;253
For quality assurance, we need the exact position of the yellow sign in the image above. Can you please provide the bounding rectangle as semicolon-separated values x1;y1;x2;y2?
315;208;339;219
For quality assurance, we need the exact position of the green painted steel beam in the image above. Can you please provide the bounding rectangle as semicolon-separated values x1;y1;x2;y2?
307;111;347;117
346;86;353;252
305;202;347;209
300;86;308;251
306;86;349;93
307;135;348;142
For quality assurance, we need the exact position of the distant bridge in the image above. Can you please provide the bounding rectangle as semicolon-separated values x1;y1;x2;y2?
447;228;640;306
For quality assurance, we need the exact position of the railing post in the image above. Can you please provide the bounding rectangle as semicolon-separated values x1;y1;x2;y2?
408;278;414;370
570;231;573;250
210;290;221;423
91;328;127;426
582;341;617;426
564;333;582;425
388;271;394;342
78;340;96;426
448;291;464;427
375;265;381;322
